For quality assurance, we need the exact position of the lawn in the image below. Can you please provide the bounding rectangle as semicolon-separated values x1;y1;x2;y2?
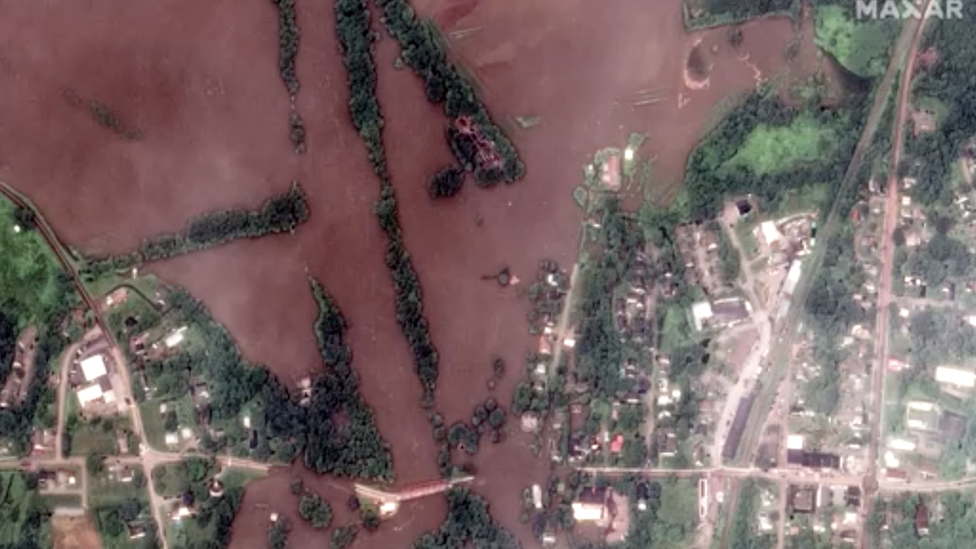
90;475;154;549
658;304;695;354
0;472;36;545
763;184;827;218
140;401;170;451
38;493;83;508
814;5;898;78
725;114;839;176
220;468;266;490
0;198;62;326
65;396;126;456
69;424;119;455
162;463;260;549
653;479;699;549
140;396;197;452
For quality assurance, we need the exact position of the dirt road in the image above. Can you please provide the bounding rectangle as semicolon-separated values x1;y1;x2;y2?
862;4;935;544
732;9;925;472
710;223;771;466
548;264;581;379
55;341;83;460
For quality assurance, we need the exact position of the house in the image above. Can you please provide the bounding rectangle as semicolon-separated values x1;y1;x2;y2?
887;358;908;372
942;282;956;301
636;482;650;512
572;487;608;523
538;336;552;356
789;485;817;514
885;469;909;482
735;199;753;218
118;467;135;483
163;326;188;349
935;366;976;392
126;523;147;540
760;221;783;247
915;502;930;537
939;411;968;443
210;479;226;498
918;464;939;480
609;434;624;455
103;288;129;309
786;450;840;470
691;301;713;331
656;429;678;458
905;400;941;432
189;382;211;406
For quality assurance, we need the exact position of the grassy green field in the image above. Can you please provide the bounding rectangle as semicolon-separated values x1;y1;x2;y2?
725;114;839;176
658;304;695;353
85;274;160;305
0;198;62;326
66;394;127;456
140;401;169;451
0;472;35;544
814;5;897;78
38;493;83;508
653;479;699;549
764;184;827;218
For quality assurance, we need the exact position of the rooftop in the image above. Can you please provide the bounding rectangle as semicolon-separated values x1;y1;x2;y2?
79;354;108;382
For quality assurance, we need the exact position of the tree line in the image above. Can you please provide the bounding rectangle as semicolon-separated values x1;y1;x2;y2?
334;0;441;408
82;182;310;277
270;0;305;153
411;488;521;549
686;0;797;30
272;0;301;96
302;280;394;480
374;0;525;186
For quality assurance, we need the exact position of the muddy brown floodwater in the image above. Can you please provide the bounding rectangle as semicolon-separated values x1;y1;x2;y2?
0;0;841;546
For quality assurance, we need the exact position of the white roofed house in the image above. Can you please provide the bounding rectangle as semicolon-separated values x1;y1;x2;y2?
163;326;188;349
935;366;976;397
572;487;609;524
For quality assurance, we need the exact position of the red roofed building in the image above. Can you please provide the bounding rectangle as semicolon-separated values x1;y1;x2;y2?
885;468;908;482
915;503;929;537
538;336;552;355
888;358;908;372
610;434;625;454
